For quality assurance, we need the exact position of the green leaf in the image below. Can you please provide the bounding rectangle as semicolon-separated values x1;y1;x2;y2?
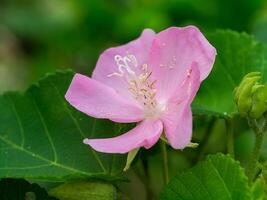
193;30;267;117
0;70;126;181
251;176;267;200
191;104;227;118
49;180;117;200
161;153;251;200
0;178;58;200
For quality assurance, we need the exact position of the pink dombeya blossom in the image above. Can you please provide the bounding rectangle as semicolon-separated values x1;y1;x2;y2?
65;26;216;154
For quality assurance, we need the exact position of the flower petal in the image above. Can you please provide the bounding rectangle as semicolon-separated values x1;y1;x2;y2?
65;73;144;123
161;64;200;149
149;26;216;101
83;120;163;153
163;104;193;149
92;29;156;101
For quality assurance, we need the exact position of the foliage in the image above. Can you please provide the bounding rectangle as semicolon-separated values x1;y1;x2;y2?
0;71;126;182
0;28;267;199
1;0;267;199
193;30;267;117
161;154;251;200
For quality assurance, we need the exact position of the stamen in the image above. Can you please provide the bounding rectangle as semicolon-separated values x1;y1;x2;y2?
150;80;157;88
142;64;148;71
108;53;165;119
144;72;152;82
108;54;137;77
107;72;123;77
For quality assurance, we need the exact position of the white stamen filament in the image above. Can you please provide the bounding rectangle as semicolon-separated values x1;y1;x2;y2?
108;54;137;77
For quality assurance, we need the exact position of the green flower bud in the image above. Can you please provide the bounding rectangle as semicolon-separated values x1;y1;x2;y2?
234;72;261;117
235;72;261;101
250;84;267;118
235;72;267;119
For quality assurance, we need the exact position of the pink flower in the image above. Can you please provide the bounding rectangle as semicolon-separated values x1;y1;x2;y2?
65;26;216;154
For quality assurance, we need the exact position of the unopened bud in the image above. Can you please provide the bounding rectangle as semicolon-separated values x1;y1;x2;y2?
234;72;267;119
234;72;261;117
250;85;267;118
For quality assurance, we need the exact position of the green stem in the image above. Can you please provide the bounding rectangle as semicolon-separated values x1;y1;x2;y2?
225;117;235;157
195;117;216;163
247;118;265;184
141;158;154;200
161;140;169;185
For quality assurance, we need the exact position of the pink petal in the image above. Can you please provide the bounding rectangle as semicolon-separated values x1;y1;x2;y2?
92;29;156;101
84;120;163;153
163;104;193;149
149;26;216;101
65;73;144;123
161;64;200;149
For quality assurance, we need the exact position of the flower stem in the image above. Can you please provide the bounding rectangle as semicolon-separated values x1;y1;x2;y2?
247;118;265;184
161;140;169;185
195;117;216;163
225;117;235;157
141;158;154;200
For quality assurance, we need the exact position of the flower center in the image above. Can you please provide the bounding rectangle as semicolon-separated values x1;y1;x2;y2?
108;54;165;118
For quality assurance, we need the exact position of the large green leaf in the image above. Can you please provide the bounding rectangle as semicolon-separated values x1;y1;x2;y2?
193;30;267;117
161;153;251;200
0;71;126;181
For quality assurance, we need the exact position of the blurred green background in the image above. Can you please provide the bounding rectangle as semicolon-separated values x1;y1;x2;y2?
1;0;267;93
1;0;267;199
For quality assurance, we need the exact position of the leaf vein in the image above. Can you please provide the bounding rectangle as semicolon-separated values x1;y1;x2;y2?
5;94;25;147
31;97;58;162
0;135;96;176
209;161;232;199
48;80;107;173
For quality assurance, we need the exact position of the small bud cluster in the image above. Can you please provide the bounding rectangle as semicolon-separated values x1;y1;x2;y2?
234;72;267;119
